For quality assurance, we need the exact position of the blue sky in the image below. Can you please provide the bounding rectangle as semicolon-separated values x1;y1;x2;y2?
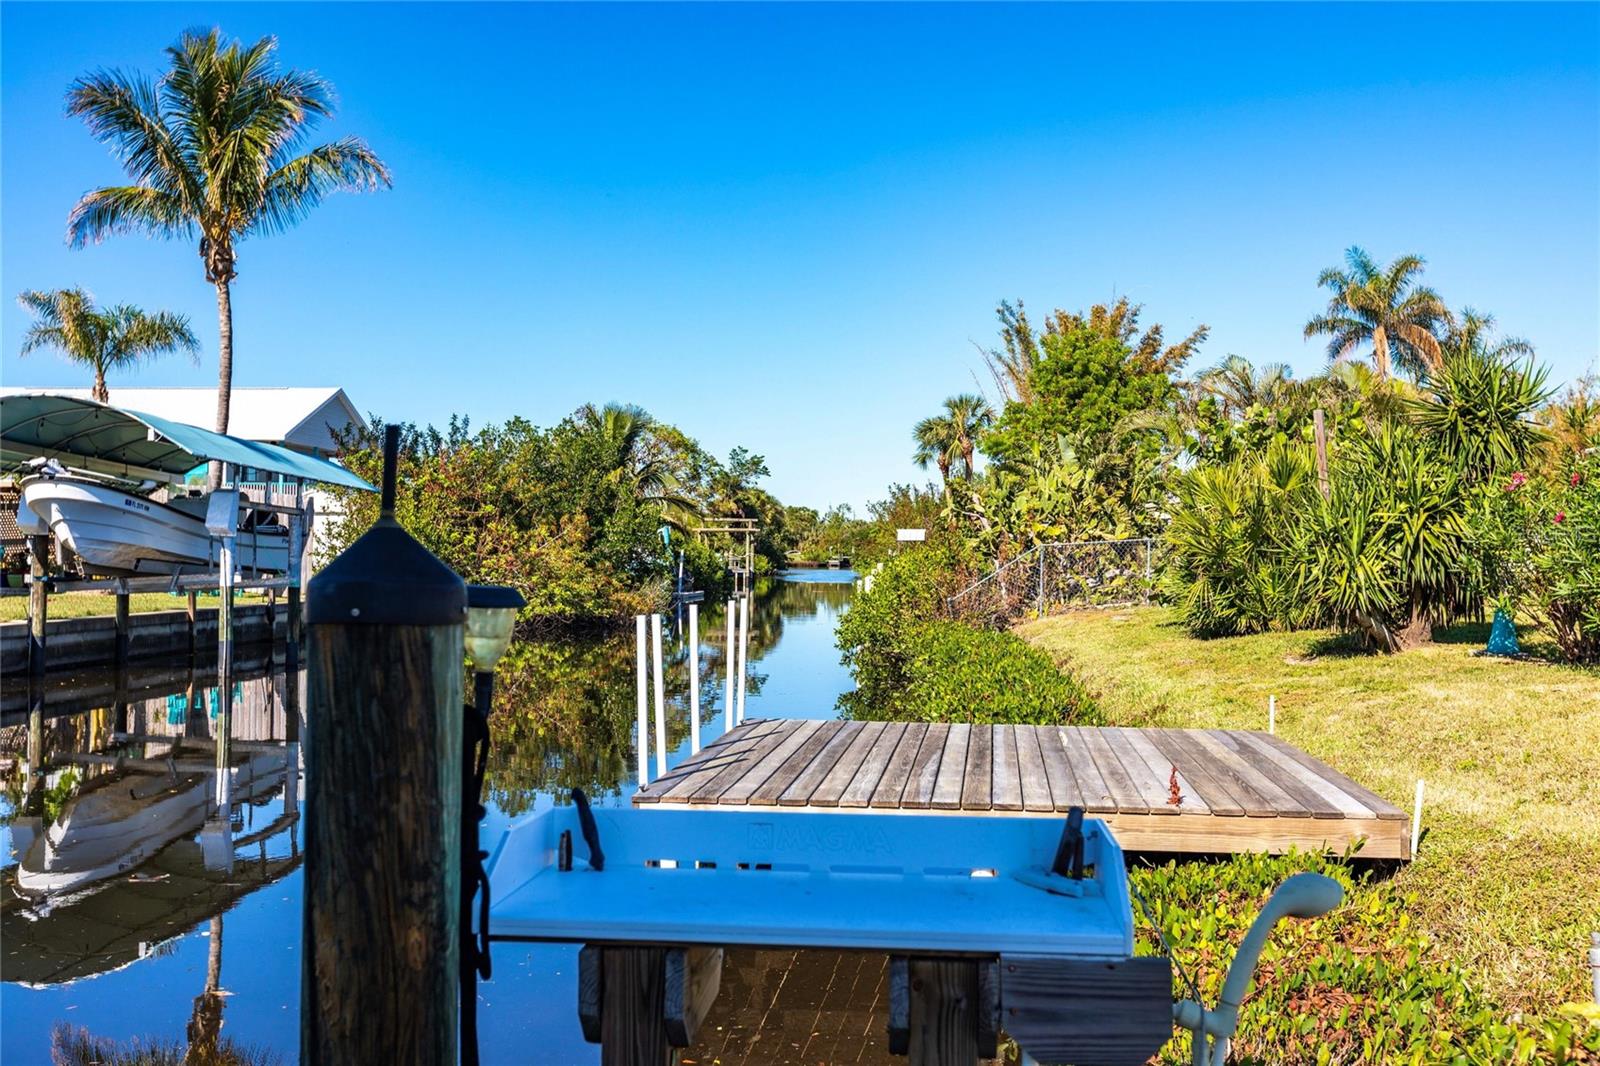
3;3;1597;510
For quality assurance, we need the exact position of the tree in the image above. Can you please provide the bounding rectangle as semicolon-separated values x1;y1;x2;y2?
983;297;1207;403
65;29;389;452
982;321;1177;466
1195;355;1298;419
1305;247;1449;379
913;394;993;492
1539;376;1600;461
16;287;197;402
1441;308;1534;365
574;402;701;532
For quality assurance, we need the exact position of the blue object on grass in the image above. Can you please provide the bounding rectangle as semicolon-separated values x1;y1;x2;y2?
1486;608;1520;656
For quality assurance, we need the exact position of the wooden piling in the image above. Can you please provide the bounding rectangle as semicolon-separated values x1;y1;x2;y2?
301;424;467;1066
186;591;199;658
1313;408;1331;500
580;944;723;1066
600;946;671;1066
900;957;982;1066
27;534;47;676
114;588;131;668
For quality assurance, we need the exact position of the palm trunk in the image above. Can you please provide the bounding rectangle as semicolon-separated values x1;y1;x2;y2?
210;279;235;488
92;370;108;404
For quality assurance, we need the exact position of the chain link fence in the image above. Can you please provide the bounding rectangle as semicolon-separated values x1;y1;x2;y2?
945;538;1155;627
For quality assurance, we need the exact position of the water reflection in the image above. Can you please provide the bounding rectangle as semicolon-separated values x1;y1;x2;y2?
0;571;856;1065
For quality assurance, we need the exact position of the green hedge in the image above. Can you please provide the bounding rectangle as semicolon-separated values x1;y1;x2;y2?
836;549;1099;724
1133;851;1600;1064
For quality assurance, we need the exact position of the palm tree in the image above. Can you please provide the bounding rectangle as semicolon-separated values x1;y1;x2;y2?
576;402;700;528
913;394;993;492
65;29;390;451
17;287;197;402
1304;247;1450;380
945;393;994;476
1196;355;1296;418
1440;308;1534;364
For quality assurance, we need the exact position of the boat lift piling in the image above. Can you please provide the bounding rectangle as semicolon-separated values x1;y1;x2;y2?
687;603;701;755
722;599;735;732
302;425;466;1066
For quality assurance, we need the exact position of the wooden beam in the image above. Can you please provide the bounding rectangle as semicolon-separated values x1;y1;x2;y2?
1001;955;1173;1066
905;957;984;1066
600;946;671;1066
663;946;723;1047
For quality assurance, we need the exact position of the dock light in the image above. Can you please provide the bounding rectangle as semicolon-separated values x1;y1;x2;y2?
1172;872;1343;1066
460;583;525;1066
466;584;524;671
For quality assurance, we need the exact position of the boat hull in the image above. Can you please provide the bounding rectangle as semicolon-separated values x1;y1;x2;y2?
19;477;289;577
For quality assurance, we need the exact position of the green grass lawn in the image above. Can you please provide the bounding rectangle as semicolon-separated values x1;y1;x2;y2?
0;590;270;622
1017;606;1600;1015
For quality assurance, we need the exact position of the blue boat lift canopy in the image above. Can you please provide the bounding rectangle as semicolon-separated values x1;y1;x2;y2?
0;393;373;491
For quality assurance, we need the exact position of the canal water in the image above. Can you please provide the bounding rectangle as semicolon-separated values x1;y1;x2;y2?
0;571;859;1065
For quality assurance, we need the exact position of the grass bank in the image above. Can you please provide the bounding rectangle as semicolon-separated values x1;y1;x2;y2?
1018;606;1600;1014
0;590;270;623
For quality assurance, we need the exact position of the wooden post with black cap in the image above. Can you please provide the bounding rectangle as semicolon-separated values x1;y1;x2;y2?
301;424;467;1066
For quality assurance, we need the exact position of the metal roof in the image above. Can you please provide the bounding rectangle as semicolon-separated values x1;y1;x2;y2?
0;393;373;490
0;386;365;454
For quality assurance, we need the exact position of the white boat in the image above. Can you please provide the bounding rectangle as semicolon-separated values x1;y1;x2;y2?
14;744;288;898
16;472;290;577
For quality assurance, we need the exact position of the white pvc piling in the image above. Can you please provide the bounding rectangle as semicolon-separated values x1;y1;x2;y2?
1268;694;1276;734
723;599;736;731
1411;779;1425;857
634;615;648;786
651;613;667;777
688;603;701;754
736;596;751;723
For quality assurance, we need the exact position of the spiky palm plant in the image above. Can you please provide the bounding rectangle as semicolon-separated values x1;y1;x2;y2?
1304;247;1450;380
1411;339;1550;484
65;29;390;446
1161;442;1317;637
913;394;994;493
1294;424;1480;651
16;288;197;402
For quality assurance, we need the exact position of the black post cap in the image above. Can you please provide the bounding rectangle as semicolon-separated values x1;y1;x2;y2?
306;424;467;626
467;585;528;611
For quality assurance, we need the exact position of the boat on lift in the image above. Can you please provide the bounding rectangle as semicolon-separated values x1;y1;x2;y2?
16;465;291;577
0;392;373;579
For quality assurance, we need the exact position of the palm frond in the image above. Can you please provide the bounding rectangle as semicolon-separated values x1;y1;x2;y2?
256;138;391;235
66;185;192;247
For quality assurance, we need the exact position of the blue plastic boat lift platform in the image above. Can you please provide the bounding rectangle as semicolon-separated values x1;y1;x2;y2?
487;805;1172;1065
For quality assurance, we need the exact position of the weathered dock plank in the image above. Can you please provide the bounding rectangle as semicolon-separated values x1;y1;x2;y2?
868;721;930;809
639;721;1410;859
898;723;948;809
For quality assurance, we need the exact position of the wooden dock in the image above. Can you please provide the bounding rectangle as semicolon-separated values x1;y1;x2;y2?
634;719;1410;860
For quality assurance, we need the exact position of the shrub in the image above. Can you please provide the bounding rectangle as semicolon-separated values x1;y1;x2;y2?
836;549;1098;724
1134;851;1600;1065
1532;457;1600;661
1159;442;1317;637
1484;454;1600;662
